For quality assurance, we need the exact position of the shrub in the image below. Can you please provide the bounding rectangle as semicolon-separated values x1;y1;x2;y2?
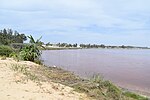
124;91;148;100
19;35;44;62
10;43;28;51
19;44;41;62
9;52;19;61
0;45;13;57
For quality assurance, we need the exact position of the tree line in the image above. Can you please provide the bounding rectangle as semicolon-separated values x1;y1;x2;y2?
45;42;149;49
46;42;78;47
0;28;27;45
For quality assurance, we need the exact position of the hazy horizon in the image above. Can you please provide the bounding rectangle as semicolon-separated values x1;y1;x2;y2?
0;0;150;47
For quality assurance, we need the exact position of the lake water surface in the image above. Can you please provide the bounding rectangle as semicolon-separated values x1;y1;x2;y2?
41;49;150;95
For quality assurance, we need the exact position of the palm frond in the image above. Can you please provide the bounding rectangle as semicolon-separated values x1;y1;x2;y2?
27;35;35;43
36;36;42;43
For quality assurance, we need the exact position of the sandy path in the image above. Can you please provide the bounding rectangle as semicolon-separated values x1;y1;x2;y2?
0;59;88;100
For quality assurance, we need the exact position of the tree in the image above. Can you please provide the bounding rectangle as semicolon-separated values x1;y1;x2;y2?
19;44;40;61
3;29;7;36
19;35;45;62
73;43;77;47
0;28;27;45
27;35;45;49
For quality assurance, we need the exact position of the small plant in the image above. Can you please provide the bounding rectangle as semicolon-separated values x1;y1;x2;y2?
19;44;41;62
0;45;13;57
11;64;38;81
9;52;19;61
34;59;43;65
91;74;104;83
19;35;44;62
1;56;6;60
124;91;149;100
11;64;26;72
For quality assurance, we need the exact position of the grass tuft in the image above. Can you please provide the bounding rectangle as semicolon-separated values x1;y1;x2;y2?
11;64;38;81
124;91;149;100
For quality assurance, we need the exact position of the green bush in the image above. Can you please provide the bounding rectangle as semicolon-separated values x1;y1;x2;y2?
10;43;28;50
0;45;13;57
9;52;20;61
124;91;148;100
19;35;44;62
19;44;41;62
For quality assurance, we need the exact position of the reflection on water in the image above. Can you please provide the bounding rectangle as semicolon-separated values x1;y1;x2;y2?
41;49;150;94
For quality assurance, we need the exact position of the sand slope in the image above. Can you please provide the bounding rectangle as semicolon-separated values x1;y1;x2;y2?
0;59;88;100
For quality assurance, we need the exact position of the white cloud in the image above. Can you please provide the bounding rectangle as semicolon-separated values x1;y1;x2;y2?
0;0;150;46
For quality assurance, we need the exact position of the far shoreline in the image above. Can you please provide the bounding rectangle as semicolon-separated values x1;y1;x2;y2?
42;46;150;50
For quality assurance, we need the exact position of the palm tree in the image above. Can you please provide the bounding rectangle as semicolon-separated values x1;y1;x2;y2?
27;35;45;48
20;35;45;62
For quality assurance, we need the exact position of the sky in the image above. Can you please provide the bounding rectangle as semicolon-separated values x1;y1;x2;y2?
0;0;150;47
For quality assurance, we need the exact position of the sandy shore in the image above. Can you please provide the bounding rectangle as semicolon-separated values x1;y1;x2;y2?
0;58;89;100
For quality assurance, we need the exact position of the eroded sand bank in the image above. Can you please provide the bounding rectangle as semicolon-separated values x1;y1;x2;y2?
0;58;88;100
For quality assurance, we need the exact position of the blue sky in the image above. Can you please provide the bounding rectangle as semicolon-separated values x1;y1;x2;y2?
0;0;150;47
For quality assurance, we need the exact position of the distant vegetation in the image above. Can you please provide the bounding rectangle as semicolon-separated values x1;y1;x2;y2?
0;28;27;45
46;42;78;48
0;28;27;58
79;44;149;49
45;42;149;49
0;45;13;57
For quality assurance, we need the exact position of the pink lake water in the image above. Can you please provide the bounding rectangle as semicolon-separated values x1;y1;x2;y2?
41;49;150;95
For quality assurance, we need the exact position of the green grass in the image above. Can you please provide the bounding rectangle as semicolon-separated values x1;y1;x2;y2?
11;64;38;81
72;74;124;100
0;45;13;57
124;91;148;100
